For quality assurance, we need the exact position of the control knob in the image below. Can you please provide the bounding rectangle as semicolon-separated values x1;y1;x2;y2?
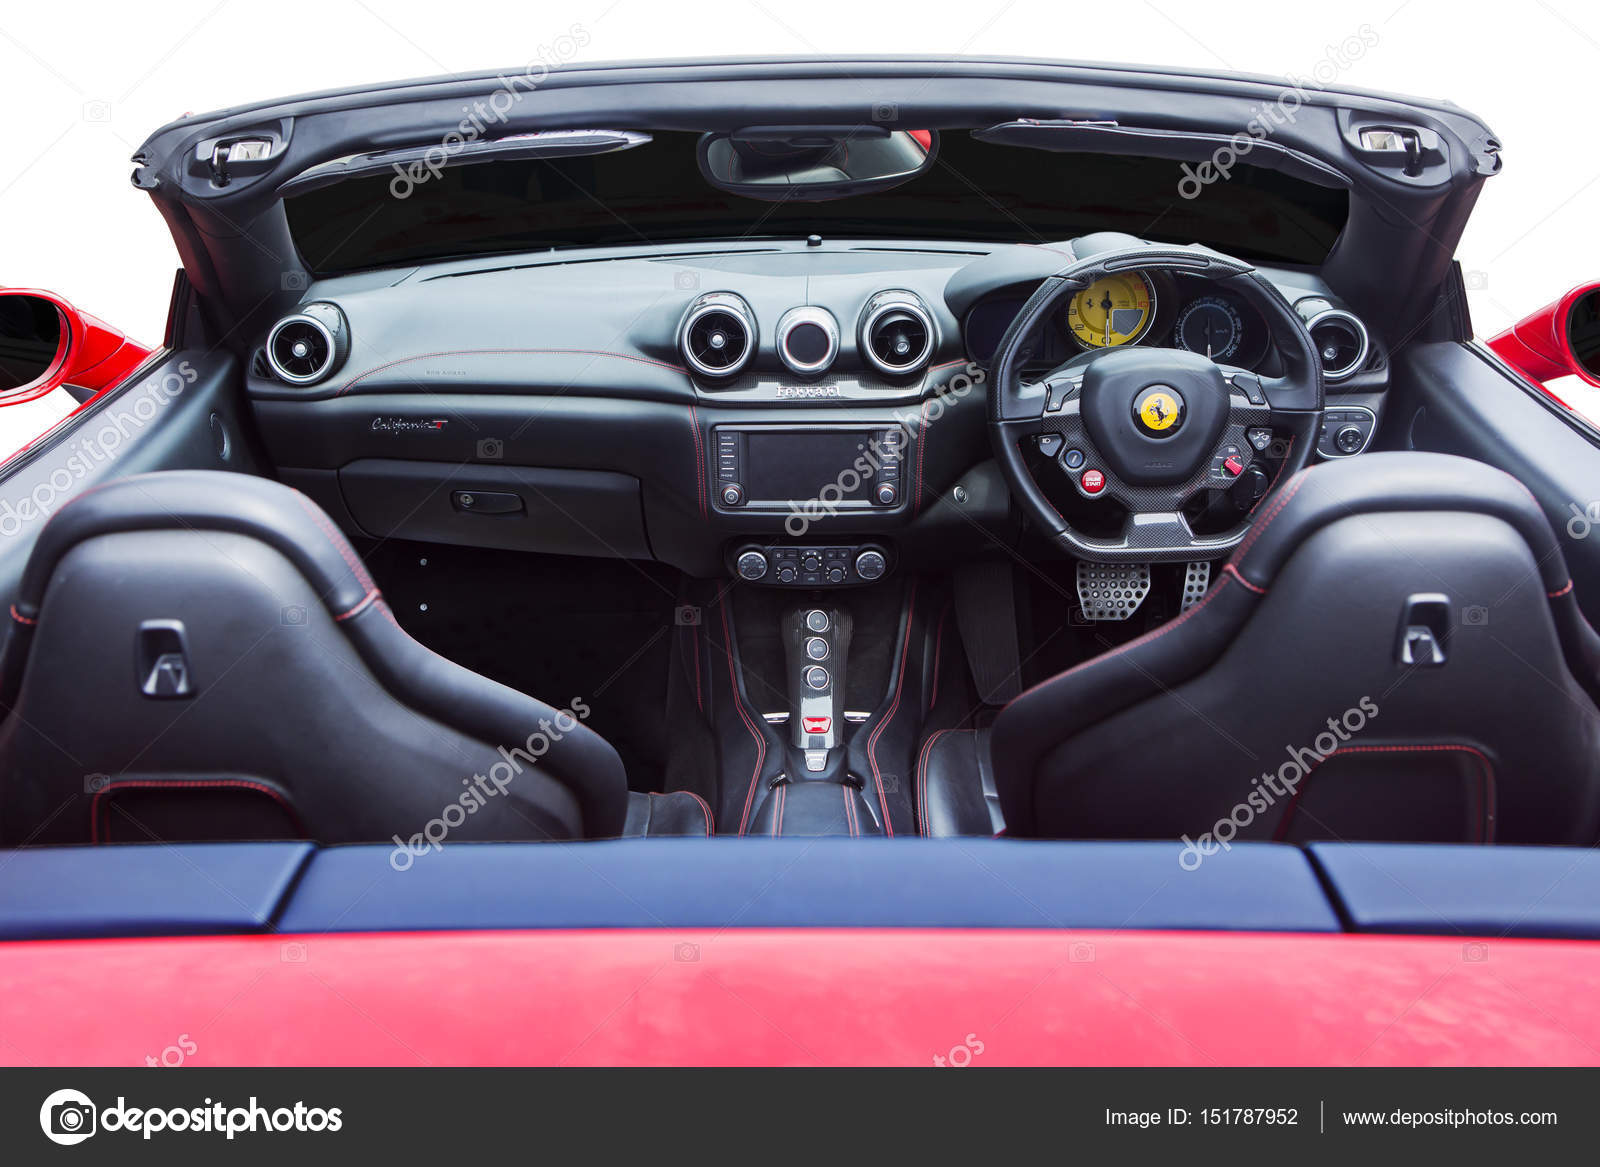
736;550;769;581
855;549;887;581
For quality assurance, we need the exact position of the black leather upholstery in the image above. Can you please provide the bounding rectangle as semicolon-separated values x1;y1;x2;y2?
747;781;884;836
917;727;1002;836
622;790;715;837
0;470;646;845
980;453;1600;844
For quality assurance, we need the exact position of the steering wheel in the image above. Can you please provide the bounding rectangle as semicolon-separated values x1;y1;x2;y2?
988;245;1324;562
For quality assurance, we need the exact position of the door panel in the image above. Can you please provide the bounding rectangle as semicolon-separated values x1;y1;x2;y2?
1390;339;1600;622
0;349;257;601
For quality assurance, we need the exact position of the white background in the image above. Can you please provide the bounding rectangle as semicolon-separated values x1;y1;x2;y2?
1;0;1596;448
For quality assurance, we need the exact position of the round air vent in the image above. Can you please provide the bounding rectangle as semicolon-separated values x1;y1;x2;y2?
860;293;935;376
679;295;756;379
266;302;349;385
1305;308;1370;382
777;306;840;378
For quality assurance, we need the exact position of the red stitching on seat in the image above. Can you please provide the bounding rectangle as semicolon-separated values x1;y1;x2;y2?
915;727;956;836
1222;563;1267;595
722;595;768;836
1231;466;1312;562
333;348;689;396
683;790;714;837
1549;580;1575;598
866;582;919;837
291;490;378;594
9;604;35;626
92;777;304;844
651;791;714;837
334;589;380;621
1272;743;1497;844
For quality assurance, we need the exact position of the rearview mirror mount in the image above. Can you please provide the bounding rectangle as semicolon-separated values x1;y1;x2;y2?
698;126;936;202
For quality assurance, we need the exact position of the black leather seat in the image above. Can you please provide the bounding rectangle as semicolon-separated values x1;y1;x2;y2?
0;470;708;845
747;780;885;837
924;453;1600;845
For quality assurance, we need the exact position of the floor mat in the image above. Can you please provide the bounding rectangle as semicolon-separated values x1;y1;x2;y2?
360;540;681;791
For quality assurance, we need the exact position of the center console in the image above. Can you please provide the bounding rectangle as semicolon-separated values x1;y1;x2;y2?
741;603;888;835
731;543;891;587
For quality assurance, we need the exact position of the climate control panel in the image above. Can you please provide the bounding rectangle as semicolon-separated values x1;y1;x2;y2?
731;544;891;587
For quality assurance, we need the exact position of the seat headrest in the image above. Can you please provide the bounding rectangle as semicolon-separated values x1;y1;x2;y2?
15;471;375;623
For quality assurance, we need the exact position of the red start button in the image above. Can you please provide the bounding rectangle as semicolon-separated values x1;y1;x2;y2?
1080;469;1106;495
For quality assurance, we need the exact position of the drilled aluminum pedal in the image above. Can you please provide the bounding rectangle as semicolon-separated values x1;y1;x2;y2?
1076;561;1151;621
1180;561;1212;614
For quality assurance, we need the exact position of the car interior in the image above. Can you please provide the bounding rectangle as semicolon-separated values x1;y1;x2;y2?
3;57;1600;879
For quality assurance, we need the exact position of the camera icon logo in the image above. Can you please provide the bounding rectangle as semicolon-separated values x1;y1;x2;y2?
84;773;111;794
1069;942;1096;963
673;942;700;963
1464;270;1489;291
476;437;505;460
674;271;700;291
40;1088;97;1145
81;100;111;123
873;102;898;123
281;941;308;963
1462;941;1489;962
281;605;308;626
281;271;310;292
674;605;702;627
1462;605;1490;627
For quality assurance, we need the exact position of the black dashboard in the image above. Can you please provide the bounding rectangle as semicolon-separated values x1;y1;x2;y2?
243;236;1388;582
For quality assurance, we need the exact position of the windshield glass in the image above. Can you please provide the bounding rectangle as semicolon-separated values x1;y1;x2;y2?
285;130;1348;274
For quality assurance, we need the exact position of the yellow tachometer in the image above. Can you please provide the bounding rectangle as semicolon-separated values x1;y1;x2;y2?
1067;272;1155;349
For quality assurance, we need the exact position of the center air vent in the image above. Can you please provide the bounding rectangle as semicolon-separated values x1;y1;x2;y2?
776;306;840;378
265;302;349;386
680;294;756;379
860;292;935;376
1303;307;1370;382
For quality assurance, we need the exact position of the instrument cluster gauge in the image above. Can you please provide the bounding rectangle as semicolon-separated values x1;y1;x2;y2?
1175;295;1244;361
1067;272;1156;349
